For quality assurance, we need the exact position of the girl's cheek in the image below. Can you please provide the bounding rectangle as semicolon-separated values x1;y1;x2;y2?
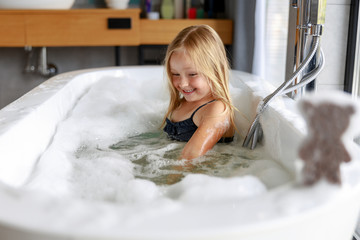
172;77;181;86
172;79;179;90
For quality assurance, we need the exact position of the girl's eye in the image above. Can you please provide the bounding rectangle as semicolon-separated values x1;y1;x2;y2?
189;73;197;77
171;73;180;76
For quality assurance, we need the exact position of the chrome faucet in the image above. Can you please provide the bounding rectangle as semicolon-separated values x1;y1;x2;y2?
243;0;327;149
286;0;327;97
37;47;58;78
23;46;36;74
23;46;58;78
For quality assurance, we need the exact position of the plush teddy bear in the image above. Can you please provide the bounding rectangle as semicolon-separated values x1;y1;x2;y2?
298;99;355;185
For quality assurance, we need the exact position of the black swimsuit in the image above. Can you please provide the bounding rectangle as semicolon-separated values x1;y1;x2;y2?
163;100;234;143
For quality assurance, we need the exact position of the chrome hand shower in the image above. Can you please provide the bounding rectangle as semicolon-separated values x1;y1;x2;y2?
243;34;324;149
243;0;326;149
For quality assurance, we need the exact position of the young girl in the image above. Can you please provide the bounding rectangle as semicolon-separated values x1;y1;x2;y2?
162;25;236;160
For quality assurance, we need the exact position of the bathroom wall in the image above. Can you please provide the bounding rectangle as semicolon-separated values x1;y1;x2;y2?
316;0;351;91
0;47;138;108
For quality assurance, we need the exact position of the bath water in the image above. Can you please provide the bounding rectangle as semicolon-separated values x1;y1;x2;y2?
23;75;293;204
101;130;272;186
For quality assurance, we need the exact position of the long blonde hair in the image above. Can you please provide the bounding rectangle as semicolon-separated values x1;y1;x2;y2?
162;25;235;129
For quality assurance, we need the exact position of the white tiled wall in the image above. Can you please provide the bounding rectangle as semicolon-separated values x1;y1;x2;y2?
316;0;351;92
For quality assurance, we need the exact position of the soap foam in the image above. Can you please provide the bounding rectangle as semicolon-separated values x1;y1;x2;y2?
24;75;291;205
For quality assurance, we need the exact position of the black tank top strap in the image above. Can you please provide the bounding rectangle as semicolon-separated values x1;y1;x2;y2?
190;99;216;119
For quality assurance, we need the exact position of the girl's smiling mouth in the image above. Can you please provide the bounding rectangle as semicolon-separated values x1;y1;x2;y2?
182;89;195;94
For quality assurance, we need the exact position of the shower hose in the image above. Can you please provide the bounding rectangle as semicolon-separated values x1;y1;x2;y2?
243;35;325;149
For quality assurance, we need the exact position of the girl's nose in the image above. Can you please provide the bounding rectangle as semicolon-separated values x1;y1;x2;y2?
179;77;189;88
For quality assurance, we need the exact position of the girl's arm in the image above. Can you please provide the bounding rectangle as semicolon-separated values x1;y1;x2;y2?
180;101;232;160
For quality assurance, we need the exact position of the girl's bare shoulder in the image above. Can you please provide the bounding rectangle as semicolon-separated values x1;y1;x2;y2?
194;100;229;125
203;100;227;116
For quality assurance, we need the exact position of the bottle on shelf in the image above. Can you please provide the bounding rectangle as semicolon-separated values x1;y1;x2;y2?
161;0;174;19
174;0;184;19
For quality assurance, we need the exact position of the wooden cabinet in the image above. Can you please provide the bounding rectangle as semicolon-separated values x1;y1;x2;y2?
25;9;140;46
0;9;140;46
0;9;233;47
0;15;26;46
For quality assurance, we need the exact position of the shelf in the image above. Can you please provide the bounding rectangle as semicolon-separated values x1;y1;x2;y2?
0;15;26;46
0;9;141;46
0;9;233;47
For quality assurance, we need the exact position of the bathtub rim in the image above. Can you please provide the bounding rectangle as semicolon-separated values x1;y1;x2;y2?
0;180;359;240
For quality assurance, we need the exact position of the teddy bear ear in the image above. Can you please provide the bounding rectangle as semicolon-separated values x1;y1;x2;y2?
345;105;355;115
300;100;313;114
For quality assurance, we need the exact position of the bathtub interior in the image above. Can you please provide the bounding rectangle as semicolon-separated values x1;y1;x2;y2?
0;66;300;188
0;66;360;239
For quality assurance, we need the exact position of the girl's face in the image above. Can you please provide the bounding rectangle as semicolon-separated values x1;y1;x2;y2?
169;51;212;103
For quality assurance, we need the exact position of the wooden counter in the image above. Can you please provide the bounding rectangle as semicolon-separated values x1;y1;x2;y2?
0;9;141;46
0;9;233;47
0;14;26;46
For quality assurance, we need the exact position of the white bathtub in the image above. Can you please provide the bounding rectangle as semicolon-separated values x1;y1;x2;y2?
0;66;360;240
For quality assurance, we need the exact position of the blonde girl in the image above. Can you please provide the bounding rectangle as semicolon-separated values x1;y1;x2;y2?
162;25;236;160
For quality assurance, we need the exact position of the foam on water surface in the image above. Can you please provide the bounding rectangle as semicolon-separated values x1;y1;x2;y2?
23;75;292;204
